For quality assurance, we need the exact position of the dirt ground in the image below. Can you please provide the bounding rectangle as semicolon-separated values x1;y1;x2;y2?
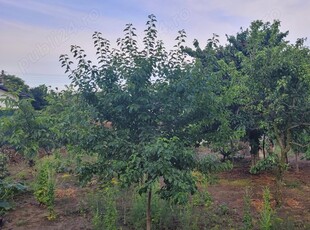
1;154;309;229
208;158;310;228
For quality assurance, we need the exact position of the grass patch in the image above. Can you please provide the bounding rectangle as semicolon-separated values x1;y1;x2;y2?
219;178;251;187
285;180;302;189
16;219;28;227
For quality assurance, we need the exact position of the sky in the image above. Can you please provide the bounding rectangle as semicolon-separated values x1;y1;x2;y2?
1;0;309;89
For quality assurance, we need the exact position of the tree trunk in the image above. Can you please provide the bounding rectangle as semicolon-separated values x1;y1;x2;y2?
262;134;266;159
275;165;283;207
146;189;152;230
251;154;255;167
275;149;289;207
295;152;299;173
273;126;291;207
285;152;289;164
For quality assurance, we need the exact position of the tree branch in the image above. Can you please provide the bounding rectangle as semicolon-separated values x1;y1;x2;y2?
290;142;310;148
288;123;310;130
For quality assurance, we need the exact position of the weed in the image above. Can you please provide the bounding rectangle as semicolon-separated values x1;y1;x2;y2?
129;184;179;229
33;157;56;220
88;186;118;230
0;153;8;179
217;203;230;216
271;217;295;230
220;178;251;187
242;187;253;230
260;187;274;230
15;219;27;226
285;181;301;189
15;171;27;180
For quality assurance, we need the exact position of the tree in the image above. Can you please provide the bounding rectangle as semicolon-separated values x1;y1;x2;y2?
185;20;310;206
30;85;49;110
0;99;55;165
60;15;231;230
1;71;29;94
224;21;310;205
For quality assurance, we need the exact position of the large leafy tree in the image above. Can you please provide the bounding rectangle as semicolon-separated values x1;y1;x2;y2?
207;20;309;204
185;20;310;206
60;15;230;229
243;30;310;204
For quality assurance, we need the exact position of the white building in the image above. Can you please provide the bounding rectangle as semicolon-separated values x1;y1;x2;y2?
0;72;18;108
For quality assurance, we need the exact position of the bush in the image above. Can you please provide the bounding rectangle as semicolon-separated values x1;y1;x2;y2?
250;155;278;174
0;180;27;215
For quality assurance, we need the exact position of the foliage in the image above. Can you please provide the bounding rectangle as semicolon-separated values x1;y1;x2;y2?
2;73;29;93
29;85;49;110
123;137;198;204
185;33;249;158
0;153;8;180
0;152;27;215
0;180;27;214
0;99;57;160
196;154;233;175
191;171;213;207
33;157;56;220
0;88;87;162
249;154;279;174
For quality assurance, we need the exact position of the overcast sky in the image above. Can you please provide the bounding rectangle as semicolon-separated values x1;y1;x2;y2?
1;0;309;89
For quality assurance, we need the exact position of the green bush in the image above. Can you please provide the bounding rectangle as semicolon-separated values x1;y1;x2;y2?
0;152;27;215
250;155;278;174
0;180;27;215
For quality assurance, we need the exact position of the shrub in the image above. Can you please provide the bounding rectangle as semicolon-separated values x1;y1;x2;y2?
0;180;27;215
250;155;278;174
